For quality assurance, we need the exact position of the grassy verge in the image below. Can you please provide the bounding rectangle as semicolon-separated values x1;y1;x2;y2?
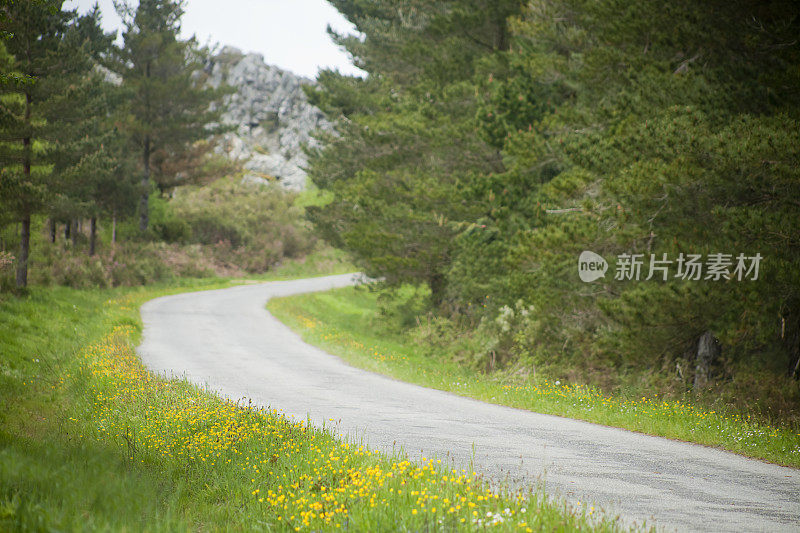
0;277;615;530
267;286;800;468
248;246;356;281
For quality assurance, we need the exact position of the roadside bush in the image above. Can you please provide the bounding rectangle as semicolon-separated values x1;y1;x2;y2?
106;243;176;286
28;241;210;288
375;284;431;332
155;243;218;278
409;314;486;367
52;254;109;289
0;251;15;293
148;195;192;243
152;216;192;243
468;300;539;372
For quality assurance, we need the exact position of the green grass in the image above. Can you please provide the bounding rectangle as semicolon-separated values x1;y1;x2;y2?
267;286;800;468
248;246;356;281
0;274;615;531
0;279;231;530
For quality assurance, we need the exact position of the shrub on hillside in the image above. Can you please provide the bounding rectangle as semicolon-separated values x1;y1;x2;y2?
28;241;217;288
2;177;319;289
170;178;316;273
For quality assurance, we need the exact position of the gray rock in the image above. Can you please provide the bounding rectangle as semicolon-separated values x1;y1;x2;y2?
94;64;122;86
208;48;333;190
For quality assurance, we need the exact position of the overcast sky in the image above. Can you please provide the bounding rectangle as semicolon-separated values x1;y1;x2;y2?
64;0;363;79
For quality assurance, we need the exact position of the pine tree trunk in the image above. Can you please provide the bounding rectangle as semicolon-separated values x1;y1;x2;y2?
112;214;117;245
89;217;97;256
71;220;77;247
139;137;151;232
49;219;56;243
16;215;30;288
494;11;509;51
64;221;71;241
429;272;446;308
785;313;800;380
17;91;32;289
693;330;719;390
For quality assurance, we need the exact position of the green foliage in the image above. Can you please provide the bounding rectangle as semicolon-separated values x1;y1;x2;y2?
169;178;317;272
457;0;800;385
0;1;336;293
113;0;231;231
10;177;322;287
310;0;800;411
147;193;191;242
0;0;117;286
29;240;189;288
308;1;528;304
375;283;431;331
434;0;800;386
0;250;13;292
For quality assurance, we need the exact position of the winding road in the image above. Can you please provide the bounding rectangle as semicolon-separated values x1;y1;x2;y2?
138;274;800;532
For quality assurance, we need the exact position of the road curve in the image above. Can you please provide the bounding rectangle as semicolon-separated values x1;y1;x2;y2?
138;275;800;532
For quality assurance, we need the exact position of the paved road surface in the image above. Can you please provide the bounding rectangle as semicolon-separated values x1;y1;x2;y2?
138;274;800;532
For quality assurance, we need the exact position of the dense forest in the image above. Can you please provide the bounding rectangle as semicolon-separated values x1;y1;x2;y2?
0;0;319;289
2;0;799;420
305;0;800;418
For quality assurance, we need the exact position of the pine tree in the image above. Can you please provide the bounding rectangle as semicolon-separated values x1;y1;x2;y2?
0;0;111;287
0;39;30;233
307;0;526;306
46;5;122;254
450;0;800;379
315;0;800;389
114;0;227;232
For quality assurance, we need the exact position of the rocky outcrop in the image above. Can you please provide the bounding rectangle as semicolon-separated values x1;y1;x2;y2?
207;46;332;190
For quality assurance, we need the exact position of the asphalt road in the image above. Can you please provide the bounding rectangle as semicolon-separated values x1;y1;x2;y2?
138;274;800;532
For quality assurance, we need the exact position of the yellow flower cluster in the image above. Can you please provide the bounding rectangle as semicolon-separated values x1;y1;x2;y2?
296;313;408;364
77;327;560;531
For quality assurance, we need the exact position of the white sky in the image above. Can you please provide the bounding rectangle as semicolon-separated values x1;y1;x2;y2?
64;0;363;79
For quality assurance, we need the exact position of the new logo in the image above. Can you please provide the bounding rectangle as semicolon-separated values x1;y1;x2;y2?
578;251;608;282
